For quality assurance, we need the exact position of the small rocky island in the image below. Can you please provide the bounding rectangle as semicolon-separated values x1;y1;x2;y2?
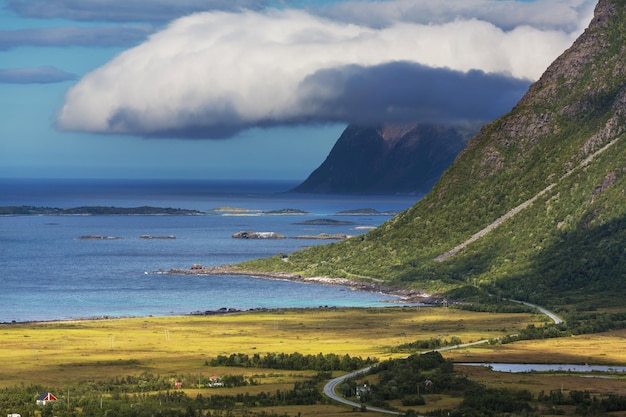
292;233;349;240
208;207;311;216
293;218;356;226
232;231;286;239
77;235;178;240
335;208;400;216
77;235;123;240
231;231;350;240
263;208;309;215
0;205;203;216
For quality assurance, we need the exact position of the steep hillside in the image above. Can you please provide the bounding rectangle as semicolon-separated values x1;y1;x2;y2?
243;0;626;309
291;124;473;195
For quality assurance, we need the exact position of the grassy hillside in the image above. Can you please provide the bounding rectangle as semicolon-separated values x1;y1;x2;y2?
242;0;626;309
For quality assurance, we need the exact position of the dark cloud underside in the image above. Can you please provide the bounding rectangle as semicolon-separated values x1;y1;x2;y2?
299;62;531;125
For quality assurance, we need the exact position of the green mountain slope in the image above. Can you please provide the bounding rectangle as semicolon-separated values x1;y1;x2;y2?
243;0;626;308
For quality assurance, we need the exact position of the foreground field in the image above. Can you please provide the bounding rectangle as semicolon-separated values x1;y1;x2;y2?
0;306;537;387
2;306;626;416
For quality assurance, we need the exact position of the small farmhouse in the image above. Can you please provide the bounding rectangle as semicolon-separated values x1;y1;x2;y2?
36;392;57;406
208;375;224;388
356;384;371;400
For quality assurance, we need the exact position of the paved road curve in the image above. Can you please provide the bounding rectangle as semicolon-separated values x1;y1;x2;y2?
323;365;398;414
322;301;564;413
323;339;492;414
505;299;563;324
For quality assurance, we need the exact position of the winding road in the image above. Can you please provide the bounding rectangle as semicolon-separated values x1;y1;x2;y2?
508;299;563;325
322;300;563;414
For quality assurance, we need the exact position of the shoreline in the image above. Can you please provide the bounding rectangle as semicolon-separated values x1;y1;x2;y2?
163;264;439;305
2;266;436;326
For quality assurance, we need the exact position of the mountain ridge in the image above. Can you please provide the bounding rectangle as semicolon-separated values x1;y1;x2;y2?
242;0;626;311
291;123;473;195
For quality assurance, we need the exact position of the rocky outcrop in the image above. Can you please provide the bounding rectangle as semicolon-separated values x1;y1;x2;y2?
293;219;356;226
291;123;474;195
292;233;349;240
76;235;122;240
232;231;286;239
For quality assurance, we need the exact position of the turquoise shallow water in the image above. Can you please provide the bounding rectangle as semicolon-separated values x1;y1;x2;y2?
0;178;420;322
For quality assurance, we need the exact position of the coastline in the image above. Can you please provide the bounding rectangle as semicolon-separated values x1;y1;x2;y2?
1;265;435;326
163;264;438;305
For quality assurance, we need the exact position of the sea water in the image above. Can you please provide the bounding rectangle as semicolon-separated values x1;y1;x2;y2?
0;178;420;322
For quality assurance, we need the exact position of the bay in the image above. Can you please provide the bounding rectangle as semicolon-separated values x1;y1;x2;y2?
0;178;420;323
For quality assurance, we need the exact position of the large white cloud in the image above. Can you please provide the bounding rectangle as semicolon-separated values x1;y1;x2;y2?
56;2;594;139
316;0;596;32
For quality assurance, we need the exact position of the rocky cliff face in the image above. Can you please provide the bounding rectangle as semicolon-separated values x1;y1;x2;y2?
457;0;626;183
291;123;474;195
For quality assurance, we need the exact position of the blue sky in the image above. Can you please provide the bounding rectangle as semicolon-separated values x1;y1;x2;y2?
0;0;597;180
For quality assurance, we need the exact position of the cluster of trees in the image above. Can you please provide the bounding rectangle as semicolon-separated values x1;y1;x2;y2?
453;386;533;417
346;351;537;416
452;300;535;314
390;336;463;353
76;371;251;394
340;352;467;410
175;373;327;410
208;352;377;371
567;310;626;334
538;389;626;415
498;323;571;344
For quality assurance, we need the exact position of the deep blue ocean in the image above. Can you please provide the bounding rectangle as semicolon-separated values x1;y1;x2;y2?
0;178;420;323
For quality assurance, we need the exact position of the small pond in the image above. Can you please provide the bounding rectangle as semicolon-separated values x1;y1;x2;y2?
458;363;626;373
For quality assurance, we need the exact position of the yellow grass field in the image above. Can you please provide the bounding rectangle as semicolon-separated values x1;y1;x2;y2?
0;306;538;387
443;328;626;365
3;306;626;416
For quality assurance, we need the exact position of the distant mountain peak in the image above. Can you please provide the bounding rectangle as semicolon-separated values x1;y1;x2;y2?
378;124;419;144
291;123;475;195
